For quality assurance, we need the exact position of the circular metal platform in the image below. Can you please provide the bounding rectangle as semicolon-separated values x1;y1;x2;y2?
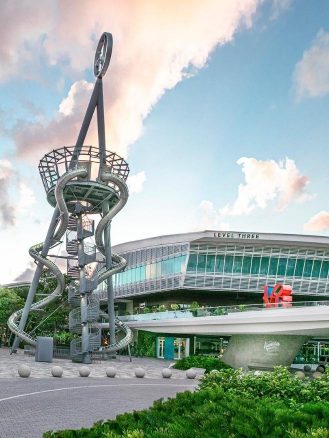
38;145;129;212
47;180;119;213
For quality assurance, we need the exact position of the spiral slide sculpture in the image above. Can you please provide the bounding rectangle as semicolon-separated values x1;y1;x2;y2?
8;33;133;363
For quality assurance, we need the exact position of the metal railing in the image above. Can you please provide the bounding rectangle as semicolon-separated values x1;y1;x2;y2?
119;300;329;322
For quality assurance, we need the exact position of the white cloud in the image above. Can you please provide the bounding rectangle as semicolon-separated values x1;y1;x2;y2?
7;0;262;162
0;159;15;227
59;81;93;116
220;157;311;217
194;200;230;231
0;159;36;228
17;182;36;215
127;171;146;194
270;0;292;20
304;211;329;232
294;30;329;99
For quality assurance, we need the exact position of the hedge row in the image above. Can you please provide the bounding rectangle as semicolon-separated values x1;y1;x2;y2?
173;355;231;373
44;371;329;437
200;366;329;403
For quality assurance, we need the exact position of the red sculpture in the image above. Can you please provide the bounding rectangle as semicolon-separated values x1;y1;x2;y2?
263;284;293;308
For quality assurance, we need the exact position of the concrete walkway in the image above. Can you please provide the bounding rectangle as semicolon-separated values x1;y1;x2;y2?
0;348;199;437
0;378;196;438
0;348;189;379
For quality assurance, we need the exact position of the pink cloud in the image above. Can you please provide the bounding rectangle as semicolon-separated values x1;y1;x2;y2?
14;80;94;163
220;157;311;216
0;1;55;82
304;211;329;232
6;0;262;163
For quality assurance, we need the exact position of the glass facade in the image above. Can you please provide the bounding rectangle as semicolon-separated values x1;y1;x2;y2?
103;234;329;300
186;253;329;280
113;254;187;288
184;243;329;296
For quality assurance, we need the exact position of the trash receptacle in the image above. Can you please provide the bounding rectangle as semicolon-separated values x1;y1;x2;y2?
35;336;53;363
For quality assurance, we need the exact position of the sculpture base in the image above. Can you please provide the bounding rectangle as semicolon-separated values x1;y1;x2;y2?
222;334;308;369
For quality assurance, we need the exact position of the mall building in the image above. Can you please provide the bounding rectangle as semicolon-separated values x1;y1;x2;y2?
98;230;329;360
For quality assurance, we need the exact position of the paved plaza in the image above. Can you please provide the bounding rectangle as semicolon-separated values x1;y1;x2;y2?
0;348;198;437
0;348;190;379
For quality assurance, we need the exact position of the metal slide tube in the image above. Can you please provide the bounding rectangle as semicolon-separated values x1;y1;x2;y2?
95;172;128;253
93;170;133;353
102;201;116;347
78;213;91;364
9;168;87;347
11;208;60;351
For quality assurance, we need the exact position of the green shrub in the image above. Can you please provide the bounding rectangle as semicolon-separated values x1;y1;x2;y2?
173;355;231;373
44;366;329;437
44;387;329;437
132;331;156;357
200;366;329;403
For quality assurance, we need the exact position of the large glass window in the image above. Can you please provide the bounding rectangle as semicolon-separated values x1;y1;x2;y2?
233;256;243;274
167;259;175;275
197;254;206;273
174;256;183;274
146;264;151;280
295;259;305;277
286;258;296;277
259;257;270;275
223;255;234;274
162;259;170;275
130;268;135;283
206;255;215;273
215;255;225;273
140;265;146;281
304;259;313;278
251;257;261;275
156;262;162;278
135;267;141;282
187;254;197;272
242;256;252;274
320;261;329;279
277;258;287;276
269;257;278;276
312;260;321;279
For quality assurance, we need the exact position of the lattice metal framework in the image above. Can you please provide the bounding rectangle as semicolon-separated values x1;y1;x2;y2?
39;145;129;193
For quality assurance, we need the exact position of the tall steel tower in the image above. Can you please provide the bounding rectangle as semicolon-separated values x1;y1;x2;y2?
8;33;133;363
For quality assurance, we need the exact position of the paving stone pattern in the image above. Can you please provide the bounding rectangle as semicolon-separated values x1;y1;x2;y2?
0;348;188;379
0;348;198;438
0;378;196;438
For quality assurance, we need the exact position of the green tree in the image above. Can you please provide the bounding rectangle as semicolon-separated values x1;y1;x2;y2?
0;288;24;346
24;271;72;342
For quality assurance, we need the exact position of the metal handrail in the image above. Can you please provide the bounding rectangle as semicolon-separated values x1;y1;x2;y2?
119;300;329;322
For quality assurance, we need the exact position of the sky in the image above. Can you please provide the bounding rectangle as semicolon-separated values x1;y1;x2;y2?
0;0;329;283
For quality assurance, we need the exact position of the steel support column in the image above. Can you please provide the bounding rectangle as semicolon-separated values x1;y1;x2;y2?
102;201;116;347
78;213;91;364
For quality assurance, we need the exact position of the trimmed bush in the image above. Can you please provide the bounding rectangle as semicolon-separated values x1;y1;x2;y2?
44;367;329;437
44;386;329;437
173;355;231;373
199;366;329;403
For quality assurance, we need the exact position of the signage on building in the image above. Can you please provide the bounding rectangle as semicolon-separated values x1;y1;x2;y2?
213;232;260;239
